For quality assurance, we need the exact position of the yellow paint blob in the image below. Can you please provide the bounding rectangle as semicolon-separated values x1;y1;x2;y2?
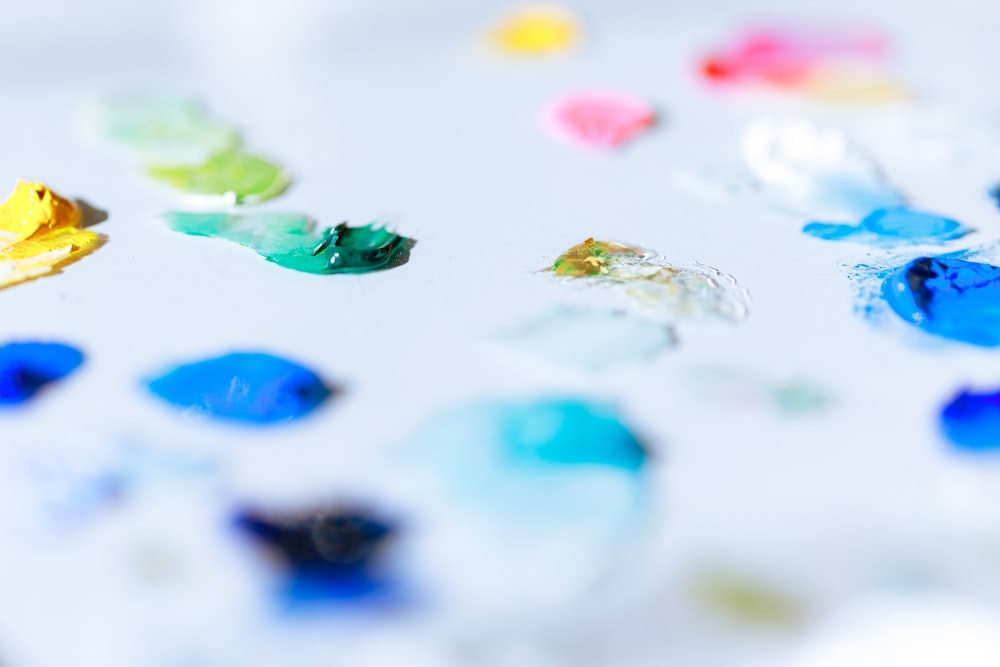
801;67;910;104
491;5;583;55
0;181;102;289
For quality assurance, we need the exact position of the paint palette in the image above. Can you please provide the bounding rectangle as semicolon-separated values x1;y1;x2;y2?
1;0;1000;665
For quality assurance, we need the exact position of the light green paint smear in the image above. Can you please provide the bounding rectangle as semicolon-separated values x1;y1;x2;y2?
148;150;290;205
163;212;414;274
96;92;242;167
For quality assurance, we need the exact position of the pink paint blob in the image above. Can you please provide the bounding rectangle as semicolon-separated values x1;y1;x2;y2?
544;92;656;148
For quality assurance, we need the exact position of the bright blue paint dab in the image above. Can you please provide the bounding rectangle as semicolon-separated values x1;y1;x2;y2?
940;388;1000;452
881;257;1000;346
803;206;971;246
147;352;331;424
0;342;83;405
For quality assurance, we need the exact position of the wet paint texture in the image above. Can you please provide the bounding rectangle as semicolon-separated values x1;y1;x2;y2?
490;5;582;55
148;151;290;205
882;257;1000;346
0;182;103;289
545;92;655;148
147;352;331;424
163;212;412;274
804;206;970;246
236;507;397;601
0;342;84;404
940;388;1000;452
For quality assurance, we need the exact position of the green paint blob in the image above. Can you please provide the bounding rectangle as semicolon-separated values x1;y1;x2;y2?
149;151;290;205
95;92;242;166
163;212;414;274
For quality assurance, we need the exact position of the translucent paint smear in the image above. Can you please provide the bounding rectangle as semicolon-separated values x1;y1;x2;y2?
148;150;290;206
547;238;750;324
940;387;1000;453
544;91;656;148
147;352;332;424
489;4;583;55
881;256;1000;346
163;212;414;274
0;342;83;405
0;181;104;289
683;366;831;416
744;118;972;245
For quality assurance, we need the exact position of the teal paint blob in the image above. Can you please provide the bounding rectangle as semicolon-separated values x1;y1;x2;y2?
163;212;413;274
803;206;971;246
881;256;1000;346
147;352;332;424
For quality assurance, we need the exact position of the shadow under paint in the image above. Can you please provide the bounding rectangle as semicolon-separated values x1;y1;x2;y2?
75;199;109;229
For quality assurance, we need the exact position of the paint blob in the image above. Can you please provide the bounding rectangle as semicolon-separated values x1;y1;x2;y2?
0;342;84;405
701;24;906;103
803;206;970;246
235;506;397;601
695;571;802;627
147;352;332;424
0;182;104;289
544;92;656;148
881;257;1000;346
149;150;290;206
940;388;1000;452
548;238;750;324
163;212;413;274
990;184;1000;209
500;306;674;371
490;5;583;55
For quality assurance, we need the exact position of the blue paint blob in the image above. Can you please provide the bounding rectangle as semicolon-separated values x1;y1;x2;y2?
0;342;84;405
235;507;397;601
881;257;1000;346
147;352;331;424
990;184;1000;209
803;206;971;246
941;388;1000;452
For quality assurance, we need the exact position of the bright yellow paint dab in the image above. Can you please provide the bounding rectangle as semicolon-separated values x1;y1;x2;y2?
491;5;583;55
0;181;103;289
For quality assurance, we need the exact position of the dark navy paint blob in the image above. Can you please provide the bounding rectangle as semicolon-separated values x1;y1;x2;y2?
0;342;83;405
235;507;397;601
147;352;331;424
803;206;970;245
940;388;1000;452
881;257;1000;346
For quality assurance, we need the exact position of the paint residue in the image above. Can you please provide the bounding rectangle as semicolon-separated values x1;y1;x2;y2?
235;505;397;601
500;306;674;371
147;352;332;424
163;212;413;274
0;182;104;289
881;256;1000;346
941;387;1000;453
0;342;83;405
743;118;972;245
148;150;290;206
701;24;907;103
544;92;656;148
547;238;750;324
685;366;831;416
490;5;583;55
695;571;803;627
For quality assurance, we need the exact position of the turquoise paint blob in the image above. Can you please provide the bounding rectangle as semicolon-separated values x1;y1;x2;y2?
147;352;332;424
881;257;1000;346
803;206;971;246
940;388;1000;452
0;342;83;405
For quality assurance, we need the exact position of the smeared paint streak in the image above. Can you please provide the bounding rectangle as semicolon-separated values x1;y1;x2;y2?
701;24;907;103
882;257;1000;347
743;118;972;245
490;5;583;55
684;366;831;416
147;352;332;424
0;342;84;404
547;238;750;324
0;182;104;289
500;306;674;371
544;92;656;148
148;150;290;206
162;212;413;274
235;506;398;602
940;388;1000;452
695;571;802;627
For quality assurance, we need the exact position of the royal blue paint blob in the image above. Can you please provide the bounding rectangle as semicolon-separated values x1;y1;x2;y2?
881;257;1000;346
0;342;83;404
941;388;1000;452
803;206;971;246
235;507;397;601
147;352;331;424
